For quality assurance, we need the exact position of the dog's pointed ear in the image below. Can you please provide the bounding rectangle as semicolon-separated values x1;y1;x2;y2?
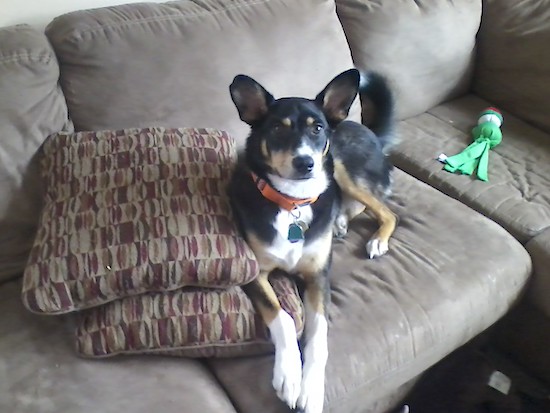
229;75;274;125
315;69;360;126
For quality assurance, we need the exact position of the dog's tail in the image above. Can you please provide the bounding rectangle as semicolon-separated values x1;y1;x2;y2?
358;71;396;153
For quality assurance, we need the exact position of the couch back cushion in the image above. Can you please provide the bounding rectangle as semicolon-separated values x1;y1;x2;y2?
336;0;481;120
474;0;550;135
45;0;360;150
0;24;72;282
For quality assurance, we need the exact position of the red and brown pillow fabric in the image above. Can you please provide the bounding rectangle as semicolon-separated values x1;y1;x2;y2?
76;272;303;358
22;128;259;314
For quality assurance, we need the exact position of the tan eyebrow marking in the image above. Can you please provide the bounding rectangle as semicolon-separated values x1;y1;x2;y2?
281;118;292;127
306;117;315;126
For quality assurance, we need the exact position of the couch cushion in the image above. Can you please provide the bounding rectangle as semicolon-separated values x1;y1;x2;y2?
526;228;550;318
0;280;238;413
45;0;360;150
208;358;417;413
75;272;303;358
391;94;550;243
474;0;550;135
336;0;481;120
0;24;72;283
22;128;258;314
208;169;531;413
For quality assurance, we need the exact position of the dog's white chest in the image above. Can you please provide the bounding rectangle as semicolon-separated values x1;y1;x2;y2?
265;206;313;272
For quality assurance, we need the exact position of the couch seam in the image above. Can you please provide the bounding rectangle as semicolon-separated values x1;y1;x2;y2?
0;53;53;65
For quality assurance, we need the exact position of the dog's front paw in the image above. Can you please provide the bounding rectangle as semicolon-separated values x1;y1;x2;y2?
333;214;348;238
366;237;389;259
297;365;325;413
273;344;302;409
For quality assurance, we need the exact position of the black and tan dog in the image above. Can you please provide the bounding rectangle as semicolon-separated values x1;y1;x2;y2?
228;68;396;413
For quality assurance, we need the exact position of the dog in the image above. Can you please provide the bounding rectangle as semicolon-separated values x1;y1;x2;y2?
227;68;396;413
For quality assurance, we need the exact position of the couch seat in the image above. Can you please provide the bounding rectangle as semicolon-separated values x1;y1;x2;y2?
0;279;238;413
391;94;550;243
207;169;531;413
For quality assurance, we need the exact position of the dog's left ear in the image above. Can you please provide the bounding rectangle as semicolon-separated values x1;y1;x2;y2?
315;69;360;126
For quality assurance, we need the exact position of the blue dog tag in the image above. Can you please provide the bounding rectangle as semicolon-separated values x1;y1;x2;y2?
287;223;304;243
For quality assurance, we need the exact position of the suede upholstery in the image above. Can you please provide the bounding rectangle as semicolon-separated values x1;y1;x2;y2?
474;0;550;135
526;228;550;317
336;0;481;120
46;0;360;150
209;170;531;413
1;0;550;412
0;24;71;282
391;94;550;243
0;280;238;413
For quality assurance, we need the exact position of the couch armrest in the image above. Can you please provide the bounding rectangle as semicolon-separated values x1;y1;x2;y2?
527;227;550;317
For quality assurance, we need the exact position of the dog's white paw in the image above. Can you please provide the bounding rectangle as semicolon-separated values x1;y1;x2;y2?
273;344;302;409
297;312;327;413
269;311;302;409
333;214;348;238
297;365;325;413
366;237;389;259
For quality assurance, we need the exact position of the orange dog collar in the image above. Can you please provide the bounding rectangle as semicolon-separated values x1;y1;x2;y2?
251;172;318;211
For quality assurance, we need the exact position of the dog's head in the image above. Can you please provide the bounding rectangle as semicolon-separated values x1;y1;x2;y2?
229;69;360;184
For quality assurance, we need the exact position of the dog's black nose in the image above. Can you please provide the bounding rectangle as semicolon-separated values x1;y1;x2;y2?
292;155;314;174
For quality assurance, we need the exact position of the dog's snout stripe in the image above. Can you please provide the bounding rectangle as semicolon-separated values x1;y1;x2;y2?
296;143;315;157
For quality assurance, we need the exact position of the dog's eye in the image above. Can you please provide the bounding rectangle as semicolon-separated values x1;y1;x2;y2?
272;120;289;133
312;124;323;134
271;123;284;134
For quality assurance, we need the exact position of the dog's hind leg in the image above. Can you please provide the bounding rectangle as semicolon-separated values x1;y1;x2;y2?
333;195;366;238
243;271;302;409
333;160;397;258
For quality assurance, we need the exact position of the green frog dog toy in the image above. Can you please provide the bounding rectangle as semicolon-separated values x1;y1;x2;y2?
438;107;503;182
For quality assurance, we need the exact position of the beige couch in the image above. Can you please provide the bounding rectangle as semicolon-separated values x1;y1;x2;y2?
0;1;548;412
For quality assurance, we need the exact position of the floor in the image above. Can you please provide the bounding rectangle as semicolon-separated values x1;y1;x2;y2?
395;339;550;413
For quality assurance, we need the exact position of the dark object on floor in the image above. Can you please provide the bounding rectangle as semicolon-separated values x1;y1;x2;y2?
393;345;550;413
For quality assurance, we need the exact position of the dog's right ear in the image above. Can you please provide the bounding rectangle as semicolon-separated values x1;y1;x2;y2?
229;75;274;125
315;69;360;126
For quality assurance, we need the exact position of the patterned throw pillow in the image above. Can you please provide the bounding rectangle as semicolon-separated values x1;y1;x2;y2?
22;128;259;314
76;272;303;358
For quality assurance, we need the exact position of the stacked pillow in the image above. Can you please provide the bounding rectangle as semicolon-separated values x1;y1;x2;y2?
22;127;303;357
